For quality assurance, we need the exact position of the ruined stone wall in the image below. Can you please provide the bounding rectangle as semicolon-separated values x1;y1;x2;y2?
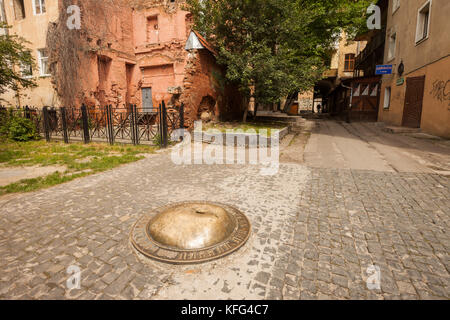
180;49;219;127
48;0;135;107
47;0;242;125
131;1;243;125
132;2;190;109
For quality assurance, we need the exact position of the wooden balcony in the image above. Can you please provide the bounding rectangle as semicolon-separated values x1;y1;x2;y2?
355;31;386;68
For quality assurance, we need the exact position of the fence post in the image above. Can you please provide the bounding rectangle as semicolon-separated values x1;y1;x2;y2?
179;103;184;129
105;105;111;145
133;104;139;145
130;104;136;145
61;107;69;144
81;104;90;144
162;101;168;148
110;105;115;145
24;106;30;119
158;103;163;147
129;104;135;145
42;106;51;142
106;105;114;145
179;103;185;142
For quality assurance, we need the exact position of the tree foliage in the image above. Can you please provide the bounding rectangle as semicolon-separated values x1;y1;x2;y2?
185;0;372;105
0;108;37;141
7;115;37;141
0;23;36;97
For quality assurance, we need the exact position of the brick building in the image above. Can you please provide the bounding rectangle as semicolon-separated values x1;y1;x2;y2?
0;0;60;106
305;31;367;115
1;0;243;126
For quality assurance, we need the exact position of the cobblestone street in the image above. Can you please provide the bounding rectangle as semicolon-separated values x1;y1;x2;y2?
0;120;449;300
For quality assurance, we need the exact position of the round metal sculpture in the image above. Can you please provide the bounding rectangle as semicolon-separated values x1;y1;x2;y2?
130;201;251;264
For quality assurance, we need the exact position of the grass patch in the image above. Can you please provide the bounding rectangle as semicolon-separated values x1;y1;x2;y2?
203;121;286;136
0;140;156;195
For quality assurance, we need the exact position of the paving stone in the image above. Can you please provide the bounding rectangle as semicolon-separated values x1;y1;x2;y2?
266;288;282;300
268;277;284;290
284;274;297;287
396;281;417;295
332;274;348;289
254;272;271;285
282;285;299;300
0;148;448;300
101;272;120;285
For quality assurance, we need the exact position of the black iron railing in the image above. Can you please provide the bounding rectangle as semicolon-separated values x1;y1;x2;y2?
0;102;184;148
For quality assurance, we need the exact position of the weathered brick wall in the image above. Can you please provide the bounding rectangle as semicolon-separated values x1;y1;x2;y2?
48;0;243;125
48;0;135;107
179;50;216;126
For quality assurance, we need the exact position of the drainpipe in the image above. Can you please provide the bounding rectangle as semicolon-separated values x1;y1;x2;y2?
341;84;353;123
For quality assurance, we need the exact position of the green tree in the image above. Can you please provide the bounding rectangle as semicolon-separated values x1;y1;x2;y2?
186;0;372;120
0;23;36;100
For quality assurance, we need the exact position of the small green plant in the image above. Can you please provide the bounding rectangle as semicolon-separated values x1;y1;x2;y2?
153;133;162;147
7;116;37;141
152;133;176;147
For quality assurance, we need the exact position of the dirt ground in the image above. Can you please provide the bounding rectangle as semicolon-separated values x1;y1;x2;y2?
0;165;67;187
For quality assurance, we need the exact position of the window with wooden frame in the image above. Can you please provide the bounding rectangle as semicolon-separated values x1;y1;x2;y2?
383;87;391;109
388;32;396;60
33;0;46;15
20;62;33;79
344;54;355;72
38;49;50;76
13;0;26;20
415;1;431;44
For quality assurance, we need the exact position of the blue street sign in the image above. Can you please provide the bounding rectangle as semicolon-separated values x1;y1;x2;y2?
375;65;393;75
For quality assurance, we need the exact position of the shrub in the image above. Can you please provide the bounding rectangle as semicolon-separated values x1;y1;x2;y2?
8;116;37;141
0;108;12;138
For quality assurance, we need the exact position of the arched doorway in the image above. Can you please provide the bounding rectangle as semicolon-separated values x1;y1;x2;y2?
197;96;216;122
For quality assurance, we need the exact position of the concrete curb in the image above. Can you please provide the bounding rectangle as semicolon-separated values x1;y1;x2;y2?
193;126;290;147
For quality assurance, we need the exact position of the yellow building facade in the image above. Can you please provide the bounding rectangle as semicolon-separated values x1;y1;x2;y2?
300;32;366;113
379;0;450;138
0;0;59;107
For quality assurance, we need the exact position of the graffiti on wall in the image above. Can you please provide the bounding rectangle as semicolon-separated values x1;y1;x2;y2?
430;80;450;109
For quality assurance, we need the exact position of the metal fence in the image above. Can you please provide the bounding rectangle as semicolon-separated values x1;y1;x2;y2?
0;102;184;147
